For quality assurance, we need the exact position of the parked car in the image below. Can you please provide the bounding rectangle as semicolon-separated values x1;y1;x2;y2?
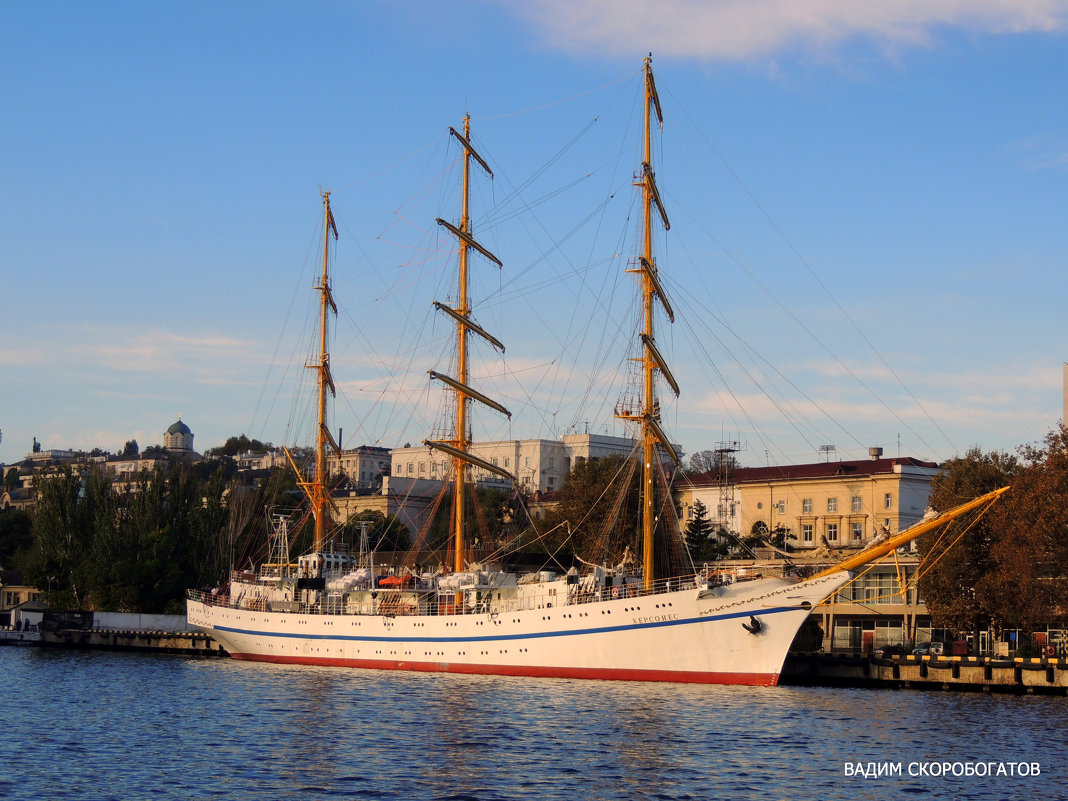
913;642;944;656
873;644;908;658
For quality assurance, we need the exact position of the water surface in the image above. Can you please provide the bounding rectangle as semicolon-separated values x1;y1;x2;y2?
2;648;1064;800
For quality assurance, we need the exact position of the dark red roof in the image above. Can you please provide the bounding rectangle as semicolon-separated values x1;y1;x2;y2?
680;457;938;488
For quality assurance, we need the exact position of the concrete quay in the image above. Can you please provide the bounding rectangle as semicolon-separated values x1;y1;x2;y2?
782;651;1068;694
39;627;226;656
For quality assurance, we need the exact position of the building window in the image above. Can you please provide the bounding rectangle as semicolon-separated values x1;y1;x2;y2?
802;498;813;514
504;457;510;468
827;497;838;513
776;500;785;514
852;495;862;512
407;463;413;474
852;522;863;541
884;518;891;531
884;492;893;510
827;522;838;541
802;523;813;543
525;457;530;467
419;462;426;474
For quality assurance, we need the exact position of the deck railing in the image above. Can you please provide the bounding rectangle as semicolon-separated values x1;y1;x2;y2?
187;569;780;619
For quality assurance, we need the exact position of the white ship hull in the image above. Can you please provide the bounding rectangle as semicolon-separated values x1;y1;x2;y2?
187;571;849;685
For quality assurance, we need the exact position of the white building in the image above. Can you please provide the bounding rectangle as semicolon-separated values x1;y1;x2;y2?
390;433;638;495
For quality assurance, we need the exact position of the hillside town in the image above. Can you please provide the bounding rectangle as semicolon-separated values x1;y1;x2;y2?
3;412;1066;661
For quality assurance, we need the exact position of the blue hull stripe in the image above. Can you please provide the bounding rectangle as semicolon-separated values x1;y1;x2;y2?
210;604;803;644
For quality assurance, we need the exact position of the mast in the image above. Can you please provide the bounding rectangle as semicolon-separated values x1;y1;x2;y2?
618;56;679;591
313;191;336;552
426;117;514;581
286;191;339;553
810;486;1009;579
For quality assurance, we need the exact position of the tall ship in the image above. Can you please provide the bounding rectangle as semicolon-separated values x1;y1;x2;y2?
187;59;1004;685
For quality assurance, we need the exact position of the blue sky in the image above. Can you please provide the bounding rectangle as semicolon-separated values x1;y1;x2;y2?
2;1;1067;469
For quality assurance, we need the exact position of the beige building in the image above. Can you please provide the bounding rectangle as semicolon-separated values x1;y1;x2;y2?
327;445;391;488
676;452;939;550
0;570;40;625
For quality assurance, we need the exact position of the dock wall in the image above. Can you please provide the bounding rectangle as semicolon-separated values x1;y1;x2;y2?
41;628;226;656
783;652;1068;694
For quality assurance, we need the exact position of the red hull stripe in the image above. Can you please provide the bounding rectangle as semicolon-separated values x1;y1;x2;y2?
228;652;779;686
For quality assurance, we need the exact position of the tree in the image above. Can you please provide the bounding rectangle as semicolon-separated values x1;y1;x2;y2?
340;509;409;553
981;427;1068;634
768;525;791;552
4;467;19;491
205;434;272;458
25;462;236;613
0;509;33;570
918;446;1016;633
120;439;139;457
684;499;718;563
686;449;738;477
28;466;112;609
540;455;641;564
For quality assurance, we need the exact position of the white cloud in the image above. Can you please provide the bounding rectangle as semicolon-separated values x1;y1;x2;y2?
69;328;260;379
502;0;1068;60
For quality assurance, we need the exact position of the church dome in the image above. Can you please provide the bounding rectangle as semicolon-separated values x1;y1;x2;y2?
164;415;194;455
167;419;192;436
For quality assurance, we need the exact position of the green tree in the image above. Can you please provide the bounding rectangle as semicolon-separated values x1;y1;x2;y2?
28;466;112;609
684;499;718;563
0;509;34;570
26;462;236;613
540;455;641;564
4;467;20;491
120;439;139;457
340;509;409;553
205;434;271;458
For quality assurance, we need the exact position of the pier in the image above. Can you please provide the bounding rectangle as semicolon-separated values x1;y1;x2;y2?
1;610;227;656
782;651;1068;694
39;627;226;656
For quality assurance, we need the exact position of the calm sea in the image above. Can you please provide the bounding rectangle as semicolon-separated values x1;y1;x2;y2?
1;647;1065;801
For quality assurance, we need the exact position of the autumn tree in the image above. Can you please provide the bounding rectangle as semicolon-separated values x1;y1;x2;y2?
981;427;1068;634
918;446;1015;633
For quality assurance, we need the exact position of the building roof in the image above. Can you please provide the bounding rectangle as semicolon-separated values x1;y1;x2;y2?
682;457;939;489
166;418;192;435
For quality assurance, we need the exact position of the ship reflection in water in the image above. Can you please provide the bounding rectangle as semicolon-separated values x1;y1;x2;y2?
4;649;1065;800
